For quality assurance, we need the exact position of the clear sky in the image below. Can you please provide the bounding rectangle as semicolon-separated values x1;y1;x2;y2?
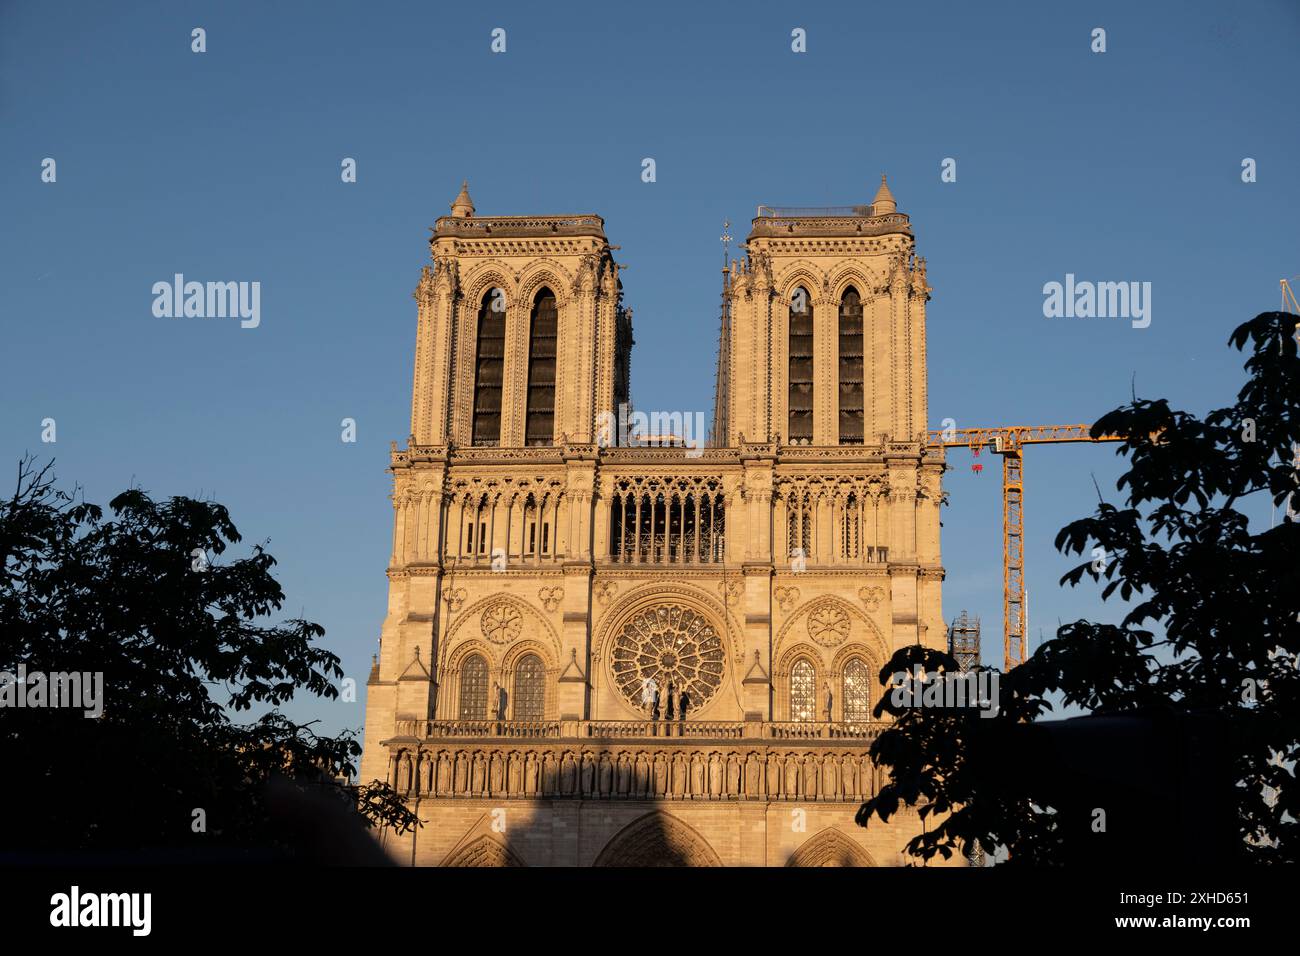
3;0;1297;738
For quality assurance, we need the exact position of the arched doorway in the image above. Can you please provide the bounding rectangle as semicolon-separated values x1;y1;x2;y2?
594;812;722;867
442;834;526;868
785;828;875;867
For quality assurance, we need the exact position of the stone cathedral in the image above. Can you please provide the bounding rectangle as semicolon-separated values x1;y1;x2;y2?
360;177;949;866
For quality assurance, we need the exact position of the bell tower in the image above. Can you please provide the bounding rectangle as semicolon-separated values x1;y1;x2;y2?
709;176;943;674
715;175;929;448
360;184;634;787
408;181;632;449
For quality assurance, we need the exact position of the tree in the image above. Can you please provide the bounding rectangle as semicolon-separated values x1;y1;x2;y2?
857;311;1300;864
0;460;418;858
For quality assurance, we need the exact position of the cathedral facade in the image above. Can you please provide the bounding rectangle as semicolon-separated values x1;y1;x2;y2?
359;178;949;866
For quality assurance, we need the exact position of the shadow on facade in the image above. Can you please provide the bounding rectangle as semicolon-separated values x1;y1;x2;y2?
410;740;726;867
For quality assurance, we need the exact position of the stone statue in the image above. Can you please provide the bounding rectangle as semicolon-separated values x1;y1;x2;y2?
842;754;857;798
598;754;613;796
507;753;521;795
524;753;538;795
640;676;659;714
454;752;468;793
561;752;577;794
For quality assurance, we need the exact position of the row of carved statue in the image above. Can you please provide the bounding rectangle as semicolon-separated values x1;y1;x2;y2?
389;746;878;802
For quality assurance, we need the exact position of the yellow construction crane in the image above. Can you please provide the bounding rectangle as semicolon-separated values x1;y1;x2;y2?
934;279;1292;671
927;426;1125;671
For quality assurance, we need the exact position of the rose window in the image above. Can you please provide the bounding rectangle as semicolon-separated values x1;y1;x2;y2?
611;605;725;710
480;602;522;644
806;601;850;647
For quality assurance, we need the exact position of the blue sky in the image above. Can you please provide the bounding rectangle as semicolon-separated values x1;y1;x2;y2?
3;0;1297;738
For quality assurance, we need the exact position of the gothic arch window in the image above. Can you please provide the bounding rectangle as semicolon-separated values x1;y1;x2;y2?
472;289;506;446
524;494;551;559
459;653;489;719
838;287;864;444
790;658;817;721
525;289;558;446
513;653;546;720
842;657;871;723
787;491;812;560
841;492;859;559
788;287;813;444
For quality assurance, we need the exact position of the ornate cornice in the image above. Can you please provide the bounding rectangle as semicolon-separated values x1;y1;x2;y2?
432;214;607;240
747;213;912;241
392;440;925;470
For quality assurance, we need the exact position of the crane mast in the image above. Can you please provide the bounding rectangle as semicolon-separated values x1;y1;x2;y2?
927;425;1125;670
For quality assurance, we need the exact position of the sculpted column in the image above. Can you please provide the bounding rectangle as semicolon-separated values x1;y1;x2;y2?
747;253;774;443
592;476;611;560
571;255;599;443
741;458;774;720
869;273;893;443
910;257;930;439
396;484;414;566
593;260;618;427
426;257;459;446
812;288;834;445
415;487;431;562
888;253;910;440
389;481;404;568
411;266;436;445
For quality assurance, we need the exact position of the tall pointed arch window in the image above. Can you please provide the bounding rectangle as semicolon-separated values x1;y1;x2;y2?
788;288;813;444
838;287;864;444
841;492;860;558
458;654;488;719
513;654;546;719
843;658;871;722
790;659;816;721
471;289;506;446
525;289;558;445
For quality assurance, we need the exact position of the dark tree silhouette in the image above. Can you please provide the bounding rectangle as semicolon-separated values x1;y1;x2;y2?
857;312;1300;865
0;461;417;859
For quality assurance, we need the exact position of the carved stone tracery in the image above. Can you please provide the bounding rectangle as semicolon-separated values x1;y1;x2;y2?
480;602;522;644
610;604;726;711
806;600;851;648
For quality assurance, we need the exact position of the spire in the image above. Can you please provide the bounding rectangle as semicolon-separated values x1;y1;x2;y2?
872;173;896;215
450;179;475;218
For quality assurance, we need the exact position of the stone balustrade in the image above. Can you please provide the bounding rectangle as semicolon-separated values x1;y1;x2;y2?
392;719;884;742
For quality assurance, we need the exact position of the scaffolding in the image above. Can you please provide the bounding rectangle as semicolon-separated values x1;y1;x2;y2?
946;610;986;868
947;610;981;673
